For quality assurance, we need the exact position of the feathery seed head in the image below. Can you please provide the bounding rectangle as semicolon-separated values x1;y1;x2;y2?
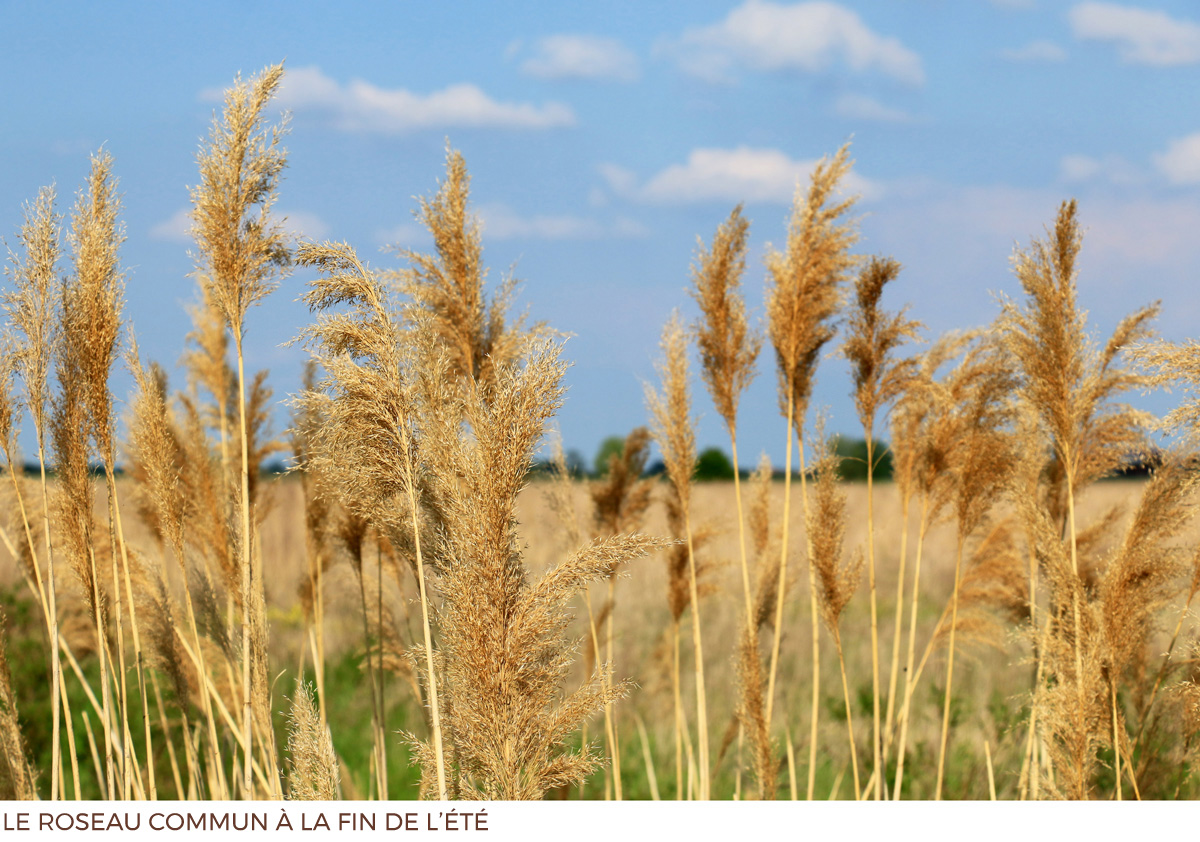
646;311;696;512
765;143;859;422
191;63;290;339
287;680;340;800
590;426;654;538
1001;200;1156;492
4;184;62;440
842;255;922;432
691;205;760;432
808;430;863;635
66;150;125;462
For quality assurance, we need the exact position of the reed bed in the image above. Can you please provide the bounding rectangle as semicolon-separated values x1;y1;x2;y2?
1;63;1199;801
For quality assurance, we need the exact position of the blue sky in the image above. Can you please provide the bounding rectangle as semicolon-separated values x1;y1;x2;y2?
4;0;1200;468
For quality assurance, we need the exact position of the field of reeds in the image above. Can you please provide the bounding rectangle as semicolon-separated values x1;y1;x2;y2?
1;62;1199;802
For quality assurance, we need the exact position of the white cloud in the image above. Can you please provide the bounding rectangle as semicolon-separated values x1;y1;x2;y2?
1059;153;1143;186
479;204;648;240
150;207;328;243
609;146;878;204
834;93;911;122
1153;133;1200;184
149;208;191;243
1000;40;1067;62
871;182;1200;335
280;211;330;241
598;163;639;195
664;0;924;85
1060;155;1103;182
519;35;639;82
381;206;645;244
1069;2;1200;65
263;66;575;133
378;222;428;248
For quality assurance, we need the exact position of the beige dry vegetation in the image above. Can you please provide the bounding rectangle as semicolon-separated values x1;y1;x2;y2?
0;63;1199;803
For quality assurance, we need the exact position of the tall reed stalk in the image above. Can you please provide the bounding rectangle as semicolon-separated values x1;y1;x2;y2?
190;63;290;797
842;256;919;797
690;205;765;795
648;312;708;799
3;184;80;799
808;431;864;796
764;144;859;798
1001;200;1156;798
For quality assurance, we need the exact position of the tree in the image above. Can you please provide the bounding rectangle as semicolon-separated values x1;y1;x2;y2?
831;436;893;481
695;446;736;481
593;436;626;477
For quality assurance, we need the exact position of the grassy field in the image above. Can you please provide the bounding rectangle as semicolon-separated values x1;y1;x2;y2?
3;475;1191;800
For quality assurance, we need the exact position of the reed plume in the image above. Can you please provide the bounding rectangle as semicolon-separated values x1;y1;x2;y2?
591;427;654;538
391;145;548;394
841;254;920;797
66;148;157;799
690;205;767;795
734;454;778;798
296;240;448;798
691;203;759;620
1129;342;1200;752
190;62;290;797
1001;199;1158;799
764;142;859;799
127;350;232;796
883;331;972;780
3;183;77;798
588;425;653;799
419;329;662;798
286;681;339;800
647;311;710;799
934;335;1017;798
807;432;865;797
1098;456;1196;795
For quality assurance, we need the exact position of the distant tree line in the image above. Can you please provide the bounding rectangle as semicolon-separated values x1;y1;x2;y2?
525;435;1171;483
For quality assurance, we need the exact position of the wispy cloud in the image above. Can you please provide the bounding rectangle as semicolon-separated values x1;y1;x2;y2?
382;205;646;245
1059;153;1142;186
1000;40;1067;62
479;204;648;240
150;207;329;243
604;146;878;204
279;211;331;241
1070;2;1200;65
518;35;639;82
662;0;924;85
149;208;191;243
873;182;1200;332
1153;132;1200;184
834;93;912;122
226;66;575;134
